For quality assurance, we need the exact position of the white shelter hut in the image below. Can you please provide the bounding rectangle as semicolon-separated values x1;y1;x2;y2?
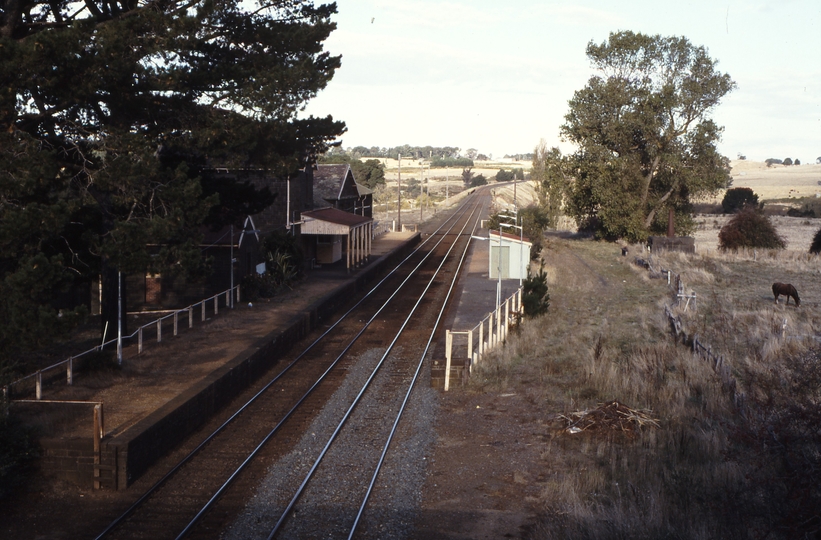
488;229;531;280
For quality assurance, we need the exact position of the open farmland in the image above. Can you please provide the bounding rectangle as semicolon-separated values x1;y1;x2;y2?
417;161;821;538
421;233;821;538
719;159;821;201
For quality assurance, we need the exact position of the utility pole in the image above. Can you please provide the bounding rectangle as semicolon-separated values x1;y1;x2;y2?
117;271;122;365
420;160;423;221
445;159;448;202
397;153;402;232
229;225;234;309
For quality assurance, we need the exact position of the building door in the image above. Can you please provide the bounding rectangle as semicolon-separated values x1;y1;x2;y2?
489;245;510;279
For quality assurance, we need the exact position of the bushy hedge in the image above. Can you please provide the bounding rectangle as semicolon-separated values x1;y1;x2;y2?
718;208;785;250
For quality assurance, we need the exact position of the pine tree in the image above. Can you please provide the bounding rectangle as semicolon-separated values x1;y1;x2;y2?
0;1;345;362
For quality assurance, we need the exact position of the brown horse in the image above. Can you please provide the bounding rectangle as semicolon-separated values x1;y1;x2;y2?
772;282;800;306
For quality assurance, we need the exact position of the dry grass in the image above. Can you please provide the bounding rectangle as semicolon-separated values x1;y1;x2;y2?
471;237;821;539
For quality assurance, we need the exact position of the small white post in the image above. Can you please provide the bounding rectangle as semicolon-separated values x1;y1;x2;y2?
496;304;501;346
214;296;219;315
67;358;73;385
36;371;42;400
201;301;206;321
467;329;473;365
188;307;193;329
504;298;510;340
444;330;453;391
157;319;162;343
138;327;143;353
487;312;493;348
173;312;178;336
478;319;484;356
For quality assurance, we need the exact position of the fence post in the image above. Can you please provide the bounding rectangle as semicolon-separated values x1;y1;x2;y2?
36;371;42;400
67;358;73;386
444;330;453;392
157;319;162;343
138;327;143;353
226;290;230;308
173;312;178;336
504;298;510;341
188;307;193;329
488;311;494;348
93;403;101;490
236;285;241;304
496;305;501;347
467;329;473;369
478;318;484;357
202;301;206;322
214;296;219;315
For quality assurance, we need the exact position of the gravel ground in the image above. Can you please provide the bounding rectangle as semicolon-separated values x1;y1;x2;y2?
223;346;439;540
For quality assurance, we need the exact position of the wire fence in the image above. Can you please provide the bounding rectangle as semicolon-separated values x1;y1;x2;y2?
3;286;240;401
643;255;747;413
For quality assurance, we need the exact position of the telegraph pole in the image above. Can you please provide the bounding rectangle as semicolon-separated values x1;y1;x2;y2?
397;154;402;231
420;159;423;221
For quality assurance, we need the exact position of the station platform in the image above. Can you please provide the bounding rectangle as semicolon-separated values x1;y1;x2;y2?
15;230;421;489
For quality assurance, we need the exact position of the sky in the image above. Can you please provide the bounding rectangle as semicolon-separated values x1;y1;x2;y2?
299;0;821;163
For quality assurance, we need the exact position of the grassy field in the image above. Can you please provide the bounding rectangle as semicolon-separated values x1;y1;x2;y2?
468;234;821;538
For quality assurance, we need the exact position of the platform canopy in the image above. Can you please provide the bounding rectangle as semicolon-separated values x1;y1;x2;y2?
301;207;374;270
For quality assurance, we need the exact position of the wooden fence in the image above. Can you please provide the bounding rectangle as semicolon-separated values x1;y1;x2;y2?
3;285;240;401
442;287;523;391
656;262;747;412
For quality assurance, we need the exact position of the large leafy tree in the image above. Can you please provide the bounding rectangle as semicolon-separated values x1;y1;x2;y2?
0;0;345;365
562;31;735;241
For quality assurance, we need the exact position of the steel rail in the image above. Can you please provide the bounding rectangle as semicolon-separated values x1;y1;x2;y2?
93;195;476;540
348;193;485;538
173;201;482;539
266;198;483;539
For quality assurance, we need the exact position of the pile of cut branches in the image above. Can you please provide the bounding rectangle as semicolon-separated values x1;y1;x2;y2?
560;401;660;437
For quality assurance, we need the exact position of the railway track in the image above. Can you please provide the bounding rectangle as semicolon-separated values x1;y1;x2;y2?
94;189;490;540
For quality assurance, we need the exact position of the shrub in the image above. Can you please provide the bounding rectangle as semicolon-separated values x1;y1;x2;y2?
721;187;759;213
809;227;821;254
469;174;487;187
495;169;515;182
242;231;303;300
0;416;39;500
718;208;785;250
522;266;549;317
783;157;793;166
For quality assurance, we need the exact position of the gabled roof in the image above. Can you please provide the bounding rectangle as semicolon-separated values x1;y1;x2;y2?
314;164;360;208
355;182;373;196
302;207;372;227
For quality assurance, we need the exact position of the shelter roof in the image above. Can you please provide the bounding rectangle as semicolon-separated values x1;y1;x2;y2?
489;229;532;245
302;207;372;227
